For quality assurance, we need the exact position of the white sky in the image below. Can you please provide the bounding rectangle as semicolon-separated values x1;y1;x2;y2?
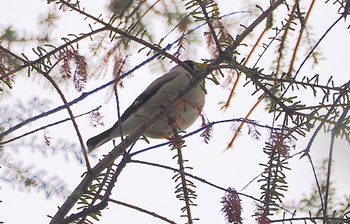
1;1;349;223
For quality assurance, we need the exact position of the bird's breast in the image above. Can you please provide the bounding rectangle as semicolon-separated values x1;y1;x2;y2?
141;75;205;138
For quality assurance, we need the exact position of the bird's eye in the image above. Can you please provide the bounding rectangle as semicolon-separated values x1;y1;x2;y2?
183;60;203;71
192;64;201;71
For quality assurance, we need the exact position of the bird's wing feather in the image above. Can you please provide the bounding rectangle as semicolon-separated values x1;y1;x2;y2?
111;71;179;129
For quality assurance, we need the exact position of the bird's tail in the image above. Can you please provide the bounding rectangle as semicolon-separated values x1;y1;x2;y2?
86;128;114;152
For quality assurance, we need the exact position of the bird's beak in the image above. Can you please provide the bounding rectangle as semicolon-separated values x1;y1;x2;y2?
198;63;209;69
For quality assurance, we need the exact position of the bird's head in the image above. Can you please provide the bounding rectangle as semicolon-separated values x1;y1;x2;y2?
182;60;208;72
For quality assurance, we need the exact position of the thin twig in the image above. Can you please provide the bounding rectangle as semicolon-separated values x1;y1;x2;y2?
323;103;350;222
102;195;177;224
0;27;108;81
306;153;325;212
0;106;101;145
167;110;194;224
196;0;223;53
130;159;262;205
287;0;316;76
300;81;350;158
282;14;344;97
1;45;92;170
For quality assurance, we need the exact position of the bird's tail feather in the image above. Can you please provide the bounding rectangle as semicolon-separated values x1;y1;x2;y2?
86;128;114;152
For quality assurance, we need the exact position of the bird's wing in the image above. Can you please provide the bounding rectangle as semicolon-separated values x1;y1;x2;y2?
111;70;179;129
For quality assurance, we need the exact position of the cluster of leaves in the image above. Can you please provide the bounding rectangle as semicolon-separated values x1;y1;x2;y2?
171;141;199;222
221;188;243;224
58;48;87;91
0;154;70;199
281;159;350;223
254;131;291;223
71;166;118;223
0;97;51;126
0;96;86;199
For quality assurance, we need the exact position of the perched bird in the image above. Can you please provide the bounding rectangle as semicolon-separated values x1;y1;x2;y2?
86;60;207;152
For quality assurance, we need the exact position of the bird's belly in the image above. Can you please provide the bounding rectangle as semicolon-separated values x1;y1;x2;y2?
143;87;205;138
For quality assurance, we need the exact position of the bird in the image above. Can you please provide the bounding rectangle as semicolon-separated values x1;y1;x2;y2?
86;60;207;152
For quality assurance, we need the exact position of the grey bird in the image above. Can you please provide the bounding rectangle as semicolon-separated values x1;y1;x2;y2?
86;60;207;152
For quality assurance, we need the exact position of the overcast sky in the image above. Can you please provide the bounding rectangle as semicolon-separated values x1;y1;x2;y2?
1;1;350;223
